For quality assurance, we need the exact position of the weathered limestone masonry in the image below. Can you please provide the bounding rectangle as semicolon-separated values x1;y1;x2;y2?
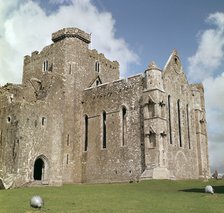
0;27;210;188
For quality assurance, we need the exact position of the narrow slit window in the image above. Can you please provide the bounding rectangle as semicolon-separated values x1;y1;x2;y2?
95;61;100;72
0;130;2;145
42;117;46;126
168;95;172;144
84;115;88;151
43;60;48;71
69;64;72;74
67;134;70;146
186;104;191;149
177;100;182;147
102;111;107;149
122;106;127;146
7;116;11;123
66;154;69;164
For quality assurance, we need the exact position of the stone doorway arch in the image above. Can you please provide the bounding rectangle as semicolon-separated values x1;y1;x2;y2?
34;158;44;180
33;155;48;181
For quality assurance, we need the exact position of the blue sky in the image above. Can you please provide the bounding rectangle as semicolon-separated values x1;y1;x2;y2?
0;0;224;173
92;0;224;77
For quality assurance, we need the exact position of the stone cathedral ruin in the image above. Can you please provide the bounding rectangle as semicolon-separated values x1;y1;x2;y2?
0;28;210;188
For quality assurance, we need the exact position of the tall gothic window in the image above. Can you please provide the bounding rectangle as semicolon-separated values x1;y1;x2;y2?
177;99;182;147
102;111;107;149
84;115;88;151
168;95;172;144
186;104;191;149
121;106;127;146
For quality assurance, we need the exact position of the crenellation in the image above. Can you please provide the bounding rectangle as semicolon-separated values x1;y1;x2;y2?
52;27;91;44
88;49;119;70
0;27;210;188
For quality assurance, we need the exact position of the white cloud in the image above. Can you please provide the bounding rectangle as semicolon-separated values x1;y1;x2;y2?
188;12;224;173
188;12;224;82
204;74;224;173
0;0;138;85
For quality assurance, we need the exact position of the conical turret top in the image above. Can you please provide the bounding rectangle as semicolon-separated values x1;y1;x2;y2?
148;61;159;69
145;61;161;72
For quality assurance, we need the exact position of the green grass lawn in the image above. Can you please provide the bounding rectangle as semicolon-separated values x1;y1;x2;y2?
0;179;224;213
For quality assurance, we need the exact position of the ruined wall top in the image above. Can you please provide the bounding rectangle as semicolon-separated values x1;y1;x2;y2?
52;27;91;44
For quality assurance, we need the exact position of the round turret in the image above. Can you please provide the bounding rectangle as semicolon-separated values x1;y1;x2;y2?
145;61;164;90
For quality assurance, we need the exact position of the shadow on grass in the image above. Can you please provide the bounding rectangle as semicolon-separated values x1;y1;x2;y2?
180;186;224;194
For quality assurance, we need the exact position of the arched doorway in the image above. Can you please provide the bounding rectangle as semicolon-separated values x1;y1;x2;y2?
33;158;44;180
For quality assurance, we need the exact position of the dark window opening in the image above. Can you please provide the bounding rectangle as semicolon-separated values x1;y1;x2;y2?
69;64;72;74
84;115;88;151
42;117;46;126
66;154;69;164
67;134;70;146
122;106;127;146
177;99;182;147
96;80;99;86
168;95;172;144
43;60;48;71
186;104;191;149
95;61;100;72
174;57;178;64
34;158;44;180
7;116;11;123
0;130;2;145
102;111;107;149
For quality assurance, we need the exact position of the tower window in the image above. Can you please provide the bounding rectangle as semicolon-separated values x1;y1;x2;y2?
95;61;100;72
43;60;48;71
7;116;11;123
42;117;46;126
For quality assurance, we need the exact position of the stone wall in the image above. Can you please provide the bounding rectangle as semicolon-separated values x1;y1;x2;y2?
82;75;144;182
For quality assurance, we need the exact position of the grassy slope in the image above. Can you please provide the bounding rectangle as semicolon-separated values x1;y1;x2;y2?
0;180;223;213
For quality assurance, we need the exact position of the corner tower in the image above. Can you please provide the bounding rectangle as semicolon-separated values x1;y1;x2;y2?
141;62;170;179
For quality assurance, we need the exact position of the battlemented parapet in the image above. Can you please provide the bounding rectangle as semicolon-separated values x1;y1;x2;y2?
52;27;91;43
